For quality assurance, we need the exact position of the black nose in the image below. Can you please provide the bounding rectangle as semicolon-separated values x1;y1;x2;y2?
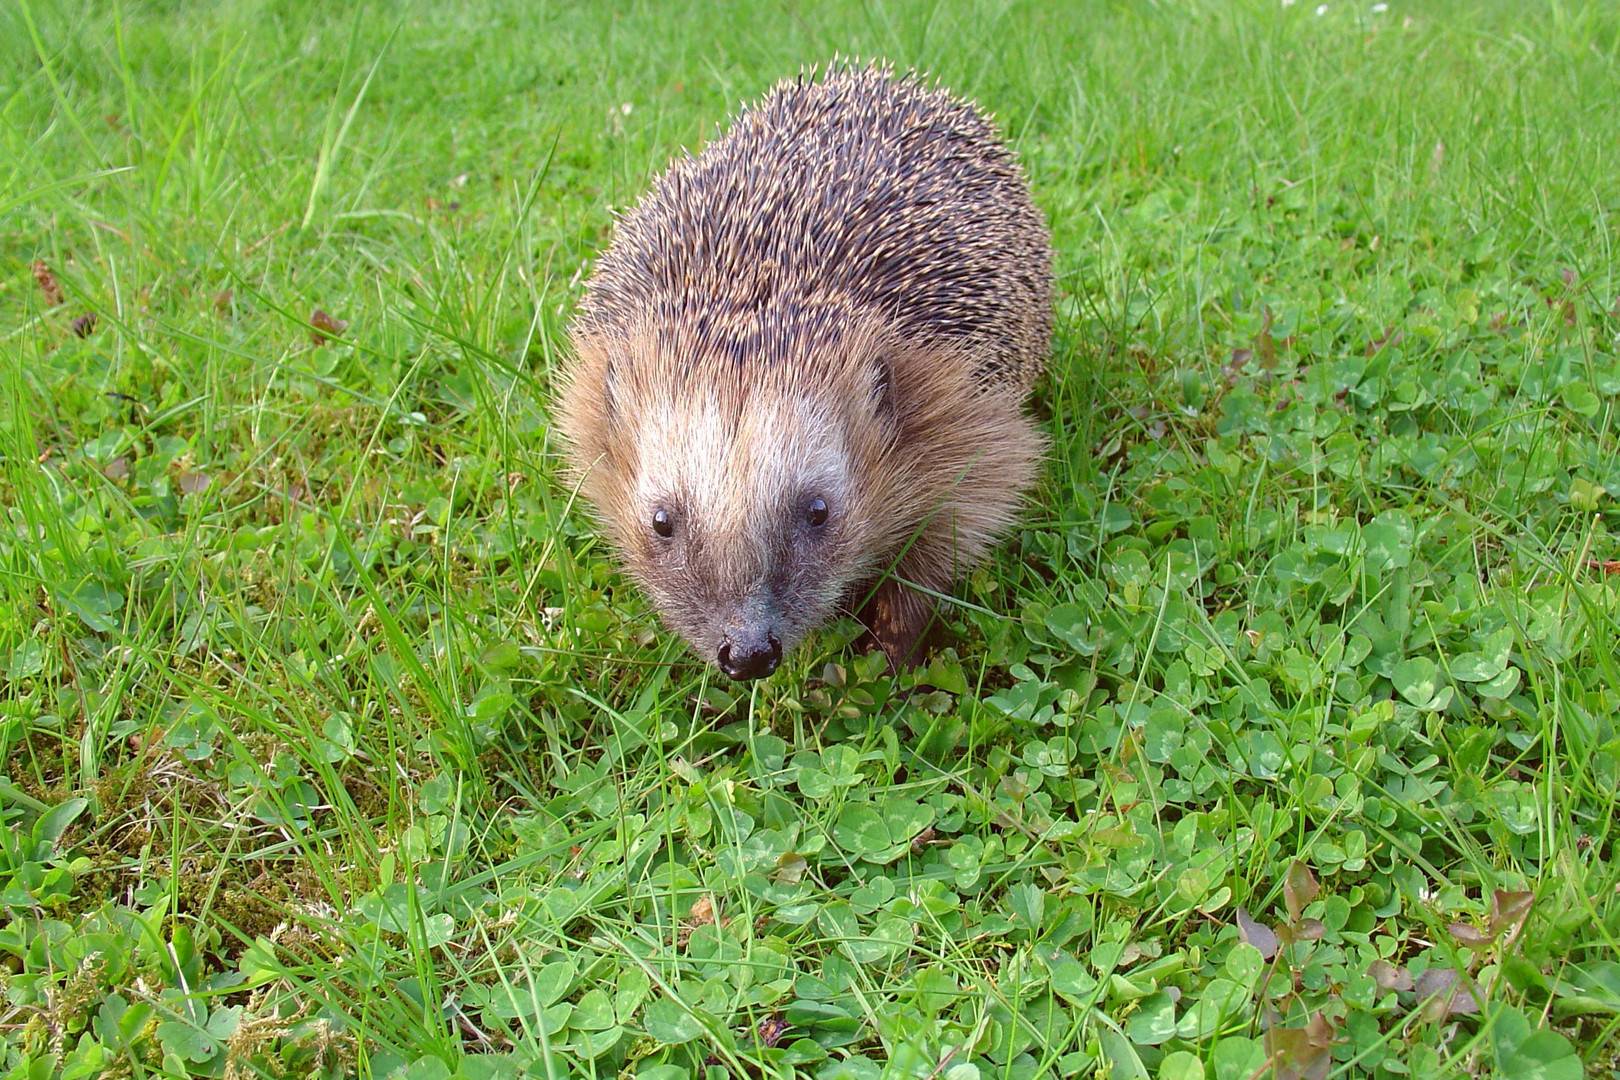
717;631;783;681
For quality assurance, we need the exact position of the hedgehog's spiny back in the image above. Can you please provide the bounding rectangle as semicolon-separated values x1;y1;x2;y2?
577;64;1052;394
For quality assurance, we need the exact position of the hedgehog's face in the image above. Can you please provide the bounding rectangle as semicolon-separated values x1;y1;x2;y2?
618;380;889;680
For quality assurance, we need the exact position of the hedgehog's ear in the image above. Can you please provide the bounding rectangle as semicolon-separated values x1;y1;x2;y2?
866;351;897;427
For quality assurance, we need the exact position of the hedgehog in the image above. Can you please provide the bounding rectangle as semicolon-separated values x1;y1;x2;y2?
556;63;1053;680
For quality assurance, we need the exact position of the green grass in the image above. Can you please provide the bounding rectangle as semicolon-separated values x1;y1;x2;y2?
2;0;1619;1077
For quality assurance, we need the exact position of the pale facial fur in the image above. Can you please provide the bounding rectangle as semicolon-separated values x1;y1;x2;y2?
556;318;1043;679
629;387;871;665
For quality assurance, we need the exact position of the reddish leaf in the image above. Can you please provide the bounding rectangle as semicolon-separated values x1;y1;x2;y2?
1284;861;1320;924
70;313;96;338
1295;918;1327;942
1413;967;1456;1000
1257;306;1277;369
1365;328;1405;357
1265;1011;1335;1080
1369;959;1414;992
1490;889;1535;938
1415;967;1481;1021
1450;921;1496;948
1587;560;1620;575
178;472;212;496
1449;921;1496;948
310;308;349;344
1235;906;1279;959
32;260;65;306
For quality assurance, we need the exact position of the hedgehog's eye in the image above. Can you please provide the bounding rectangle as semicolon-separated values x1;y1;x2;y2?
651;508;674;538
805;497;829;528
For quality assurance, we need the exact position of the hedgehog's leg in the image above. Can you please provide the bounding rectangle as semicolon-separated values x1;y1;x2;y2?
853;575;941;672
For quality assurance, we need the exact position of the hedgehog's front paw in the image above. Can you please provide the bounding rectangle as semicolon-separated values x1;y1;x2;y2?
853;577;940;672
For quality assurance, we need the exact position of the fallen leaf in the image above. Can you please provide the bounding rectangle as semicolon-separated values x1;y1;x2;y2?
310;308;348;344
757;1016;790;1049
70;313;96;337
1284;861;1320;924
1369;959;1414;992
1235;905;1280;959
1586;560;1620;576
103;457;130;481
32;260;65;306
213;290;234;314
1448;921;1496;948
686;896;715;927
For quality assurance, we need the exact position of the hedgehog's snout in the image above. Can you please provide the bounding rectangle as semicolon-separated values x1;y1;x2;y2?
717;625;783;681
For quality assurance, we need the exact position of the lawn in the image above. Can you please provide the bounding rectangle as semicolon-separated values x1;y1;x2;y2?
2;0;1619;1077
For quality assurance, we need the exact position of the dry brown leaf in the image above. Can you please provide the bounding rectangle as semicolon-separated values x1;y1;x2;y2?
32;260;65;306
757;1016;790;1049
1587;560;1620;576
687;896;715;927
